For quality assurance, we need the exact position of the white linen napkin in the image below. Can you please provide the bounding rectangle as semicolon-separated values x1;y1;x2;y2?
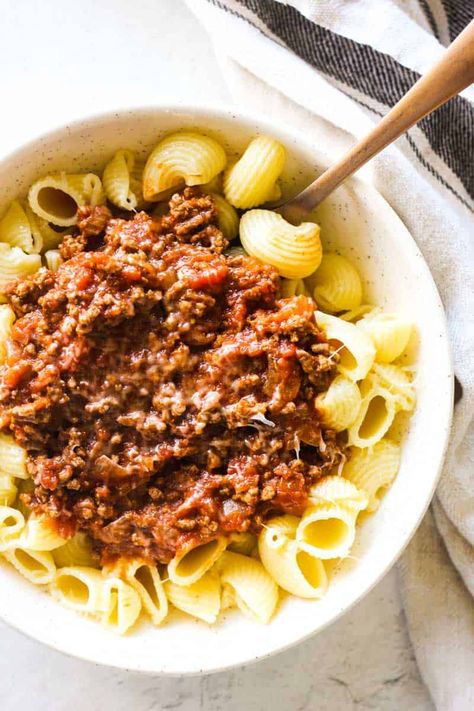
184;1;474;708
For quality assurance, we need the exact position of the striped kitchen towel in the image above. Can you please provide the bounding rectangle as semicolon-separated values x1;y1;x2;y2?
185;1;474;709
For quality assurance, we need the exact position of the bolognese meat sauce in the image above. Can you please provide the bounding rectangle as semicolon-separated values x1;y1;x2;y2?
0;188;343;564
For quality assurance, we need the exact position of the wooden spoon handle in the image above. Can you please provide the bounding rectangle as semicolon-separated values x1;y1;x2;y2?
279;19;474;224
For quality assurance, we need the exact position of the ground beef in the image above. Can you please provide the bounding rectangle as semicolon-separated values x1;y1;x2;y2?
0;187;344;564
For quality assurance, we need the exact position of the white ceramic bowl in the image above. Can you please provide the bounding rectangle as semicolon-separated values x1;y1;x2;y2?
0;106;453;674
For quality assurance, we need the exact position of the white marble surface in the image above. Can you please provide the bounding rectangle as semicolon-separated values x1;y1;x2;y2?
0;1;433;709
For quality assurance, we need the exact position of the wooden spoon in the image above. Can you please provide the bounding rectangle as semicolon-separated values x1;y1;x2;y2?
278;19;474;224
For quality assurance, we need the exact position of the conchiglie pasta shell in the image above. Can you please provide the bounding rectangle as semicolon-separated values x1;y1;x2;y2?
51;566;105;613
240;210;322;279
0;475;17;506
315;374;362;431
358;310;413;363
0;433;28;479
164;571;221;624
339;304;375;322
0;304;15;364
28;173;105;227
343;440;401;512
4;546;55;585
316;311;375;382
228;531;258;556
296;502;359;559
371;363;416;411
121;559;168;626
0;505;25;551
216;550;279;624
102;149;139;210
0;244;41;294
223;136;285;209
211;193;239;241
258;516;327;599
0;200;43;254
168;537;227;586
52;532;97;568
101;577;141;634
347;375;397;448
306;253;362;313
18;514;66;551
308;475;368;513
143;131;227;201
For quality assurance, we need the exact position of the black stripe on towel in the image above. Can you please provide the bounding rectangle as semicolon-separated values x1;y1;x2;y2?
207;0;474;208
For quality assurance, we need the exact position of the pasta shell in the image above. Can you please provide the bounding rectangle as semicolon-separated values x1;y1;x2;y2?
28;173;105;227
315;374;362;431
0;305;15;364
316;311;375;382
4;547;55;585
358;310;413;363
143;131;227;201
44;250;63;272
121;559;168;626
0;200;43;254
53;532;97;568
0;475;17;506
216;550;279;624
343;440;401;512
240;209;322;279
308;475;368;513
223;136;285;209
164;571;221;624
0;244;41;294
51;566;105;613
258;516;328;599
296;502;358;560
168;537;227;586
211;193;239;241
19;514;66;551
101;577;142;634
306;253;362;313
0;505;25;551
0;432;28;479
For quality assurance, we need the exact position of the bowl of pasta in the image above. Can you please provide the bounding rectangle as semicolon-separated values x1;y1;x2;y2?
0;106;452;674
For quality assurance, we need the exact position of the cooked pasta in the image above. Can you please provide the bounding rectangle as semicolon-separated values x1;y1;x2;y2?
120;559;168;626
259;515;328;598
51;567;105;613
342;440;401;511
358;309;413;363
297;503;359;560
228;531;258;556
52;532;97;568
3;546;55;585
19;514;66;551
0;506;24;551
0;304;15;364
308;475;369;512
348;364;415;448
0;433;28;479
0;200;43;254
102;149;143;211
28;172;105;227
240;210;322;279
44;249;63;272
164;571;221;624
168;537;227;586
0;130;419;633
0;475;17;506
142;131;227;201
315;374;362;431
316;311;376;382
216;551;278;624
223;136;285;209
306;253;363;313
211;193;239;241
0;244;41;293
101;577;142;634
